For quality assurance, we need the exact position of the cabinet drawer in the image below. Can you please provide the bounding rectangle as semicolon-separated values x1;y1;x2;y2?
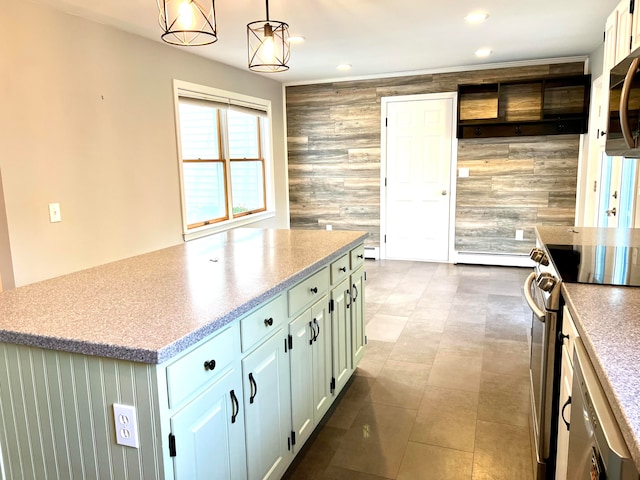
350;244;365;269
562;306;580;363
240;295;286;353
330;254;349;285
288;267;329;317
166;323;239;409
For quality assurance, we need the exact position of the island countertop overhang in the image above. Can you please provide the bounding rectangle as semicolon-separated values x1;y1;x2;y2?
0;228;368;364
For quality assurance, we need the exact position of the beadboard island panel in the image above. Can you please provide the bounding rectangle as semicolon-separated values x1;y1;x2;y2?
286;61;583;255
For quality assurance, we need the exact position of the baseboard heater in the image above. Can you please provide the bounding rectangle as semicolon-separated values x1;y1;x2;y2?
364;246;379;260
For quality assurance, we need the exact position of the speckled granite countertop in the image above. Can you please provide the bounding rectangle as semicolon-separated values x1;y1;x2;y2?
0;228;367;364
536;226;640;470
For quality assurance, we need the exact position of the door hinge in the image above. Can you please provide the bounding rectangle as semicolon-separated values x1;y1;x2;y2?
385;177;387;187
288;334;293;350
385;117;388;127
329;299;334;313
384;235;387;243
594;180;598;193
169;433;177;457
330;377;336;394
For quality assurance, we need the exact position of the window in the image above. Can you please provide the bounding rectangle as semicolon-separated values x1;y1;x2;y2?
173;81;273;238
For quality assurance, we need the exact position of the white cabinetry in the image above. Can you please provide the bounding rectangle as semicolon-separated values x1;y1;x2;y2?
330;276;351;395
350;264;366;368
242;330;292;480
167;323;247;480
555;306;580;480
289;295;331;451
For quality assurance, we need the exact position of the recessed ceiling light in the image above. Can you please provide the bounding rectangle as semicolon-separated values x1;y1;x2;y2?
336;64;352;71
465;12;489;23
475;48;492;58
289;35;306;44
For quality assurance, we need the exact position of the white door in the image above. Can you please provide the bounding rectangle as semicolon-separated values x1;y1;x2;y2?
596;155;638;228
383;95;454;261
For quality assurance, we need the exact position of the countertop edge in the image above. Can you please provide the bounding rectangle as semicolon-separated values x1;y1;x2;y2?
561;286;640;471
0;232;368;365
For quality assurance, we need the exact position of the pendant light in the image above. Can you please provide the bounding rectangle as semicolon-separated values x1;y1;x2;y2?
158;0;217;46
247;0;291;72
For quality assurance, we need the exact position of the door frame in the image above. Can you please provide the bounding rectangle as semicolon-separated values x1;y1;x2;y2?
379;92;458;261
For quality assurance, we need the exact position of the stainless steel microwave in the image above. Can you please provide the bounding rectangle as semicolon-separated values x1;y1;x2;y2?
607;48;640;158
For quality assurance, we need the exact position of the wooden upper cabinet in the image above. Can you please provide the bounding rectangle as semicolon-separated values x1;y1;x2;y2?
456;75;591;139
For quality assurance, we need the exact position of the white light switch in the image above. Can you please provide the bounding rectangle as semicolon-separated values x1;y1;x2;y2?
515;229;524;241
48;203;61;223
458;168;470;178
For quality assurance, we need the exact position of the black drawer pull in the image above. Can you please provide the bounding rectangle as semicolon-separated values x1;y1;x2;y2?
352;284;359;301
357;254;364;259
339;267;346;273
204;360;216;371
561;396;571;431
264;317;274;327
230;389;239;424
249;373;257;404
310;287;318;294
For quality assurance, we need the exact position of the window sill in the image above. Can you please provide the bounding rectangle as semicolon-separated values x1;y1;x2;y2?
183;210;276;242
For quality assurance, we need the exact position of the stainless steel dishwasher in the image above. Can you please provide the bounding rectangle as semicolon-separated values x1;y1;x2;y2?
567;338;639;479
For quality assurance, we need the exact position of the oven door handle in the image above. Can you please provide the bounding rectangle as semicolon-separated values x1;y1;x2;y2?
524;272;546;322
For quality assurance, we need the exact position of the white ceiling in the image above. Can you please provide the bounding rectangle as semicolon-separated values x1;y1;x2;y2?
35;0;620;83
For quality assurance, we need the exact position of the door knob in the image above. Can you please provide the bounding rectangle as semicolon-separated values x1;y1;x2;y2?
606;207;617;217
441;190;448;196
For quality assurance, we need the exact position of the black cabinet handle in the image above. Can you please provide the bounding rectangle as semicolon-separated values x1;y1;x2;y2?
249;373;257;404
561;395;571;431
230;389;239;424
357;254;364;259
204;359;216;371
558;331;569;344
352;284;359;301
264;317;274;327
310;287;318;294
346;289;352;309
313;318;320;341
308;321;314;345
339;267;346;273
474;127;482;136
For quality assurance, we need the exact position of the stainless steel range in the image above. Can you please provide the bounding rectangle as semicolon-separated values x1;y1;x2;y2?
525;246;562;480
525;239;640;479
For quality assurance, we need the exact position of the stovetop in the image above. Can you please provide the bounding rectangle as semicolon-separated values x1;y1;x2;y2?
546;243;640;287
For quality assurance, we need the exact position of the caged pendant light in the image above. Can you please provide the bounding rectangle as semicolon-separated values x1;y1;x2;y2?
247;0;291;72
158;0;218;46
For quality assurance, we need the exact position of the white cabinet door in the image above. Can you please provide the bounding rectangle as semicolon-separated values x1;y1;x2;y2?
616;0;633;65
633;1;640;52
331;278;352;396
350;265;366;368
289;295;331;452
605;7;618;77
170;367;247;480
289;307;315;452
243;331;292;480
555;346;573;480
311;297;331;422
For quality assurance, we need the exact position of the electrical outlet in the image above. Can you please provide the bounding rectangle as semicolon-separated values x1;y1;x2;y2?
515;229;524;241
113;404;139;448
326;224;333;231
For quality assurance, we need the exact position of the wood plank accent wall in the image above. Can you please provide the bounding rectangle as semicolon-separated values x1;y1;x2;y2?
286;62;584;255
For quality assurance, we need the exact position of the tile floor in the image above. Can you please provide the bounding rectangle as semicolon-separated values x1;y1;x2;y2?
283;259;534;480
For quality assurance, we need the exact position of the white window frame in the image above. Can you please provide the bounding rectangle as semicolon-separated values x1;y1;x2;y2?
172;79;276;241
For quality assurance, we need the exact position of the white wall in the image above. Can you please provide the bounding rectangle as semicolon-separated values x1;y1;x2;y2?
0;1;289;287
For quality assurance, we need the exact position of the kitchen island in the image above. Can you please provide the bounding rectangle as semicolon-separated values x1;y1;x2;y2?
536;226;640;473
0;228;368;479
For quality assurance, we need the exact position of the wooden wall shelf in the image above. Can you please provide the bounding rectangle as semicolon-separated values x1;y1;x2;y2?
456;74;591;139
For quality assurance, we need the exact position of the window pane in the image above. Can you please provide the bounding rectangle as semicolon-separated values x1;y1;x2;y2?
179;102;220;160
228;110;259;158
183;162;227;225
231;161;265;214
